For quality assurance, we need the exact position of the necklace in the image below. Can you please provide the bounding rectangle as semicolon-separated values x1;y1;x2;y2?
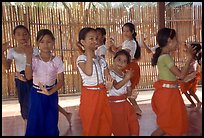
39;53;52;62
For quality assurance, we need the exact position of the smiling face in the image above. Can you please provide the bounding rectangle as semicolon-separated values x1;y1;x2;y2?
37;34;54;53
13;28;30;47
80;30;98;51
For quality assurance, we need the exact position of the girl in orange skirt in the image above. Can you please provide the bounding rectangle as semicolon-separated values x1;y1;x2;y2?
180;43;202;111
76;27;113;136
108;49;140;136
106;22;142;116
151;28;195;136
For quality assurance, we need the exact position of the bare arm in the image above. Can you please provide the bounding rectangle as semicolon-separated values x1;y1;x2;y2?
169;45;195;80
49;72;64;94
25;47;33;80
113;69;133;90
2;42;12;70
169;59;191;80
78;50;93;76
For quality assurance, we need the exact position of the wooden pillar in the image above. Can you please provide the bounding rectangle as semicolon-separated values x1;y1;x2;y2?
157;2;165;29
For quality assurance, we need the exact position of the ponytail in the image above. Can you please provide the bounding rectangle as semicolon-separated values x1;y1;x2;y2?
151;47;162;66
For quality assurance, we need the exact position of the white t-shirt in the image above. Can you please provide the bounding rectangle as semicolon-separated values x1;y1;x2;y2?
108;70;131;96
7;47;39;72
122;40;137;59
76;54;108;86
95;44;107;57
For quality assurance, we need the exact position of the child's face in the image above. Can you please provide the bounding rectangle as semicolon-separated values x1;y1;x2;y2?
122;26;133;40
13;28;30;47
81;31;97;51
168;36;179;52
96;31;104;46
38;35;54;53
114;54;128;70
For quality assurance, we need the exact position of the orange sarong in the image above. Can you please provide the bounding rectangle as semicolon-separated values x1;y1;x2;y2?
151;80;188;136
80;84;112;136
180;72;201;93
109;94;139;136
124;60;140;89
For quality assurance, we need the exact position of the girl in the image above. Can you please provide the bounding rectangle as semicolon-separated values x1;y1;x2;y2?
2;25;39;133
106;22;142;116
180;42;202;111
151;28;195;136
25;29;64;136
76;27;113;136
108;49;140;136
2;25;72;128
95;27;107;58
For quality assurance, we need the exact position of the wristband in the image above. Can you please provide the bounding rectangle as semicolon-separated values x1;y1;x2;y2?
26;63;32;66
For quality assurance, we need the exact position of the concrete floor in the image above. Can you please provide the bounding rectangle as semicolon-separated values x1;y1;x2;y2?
2;87;202;136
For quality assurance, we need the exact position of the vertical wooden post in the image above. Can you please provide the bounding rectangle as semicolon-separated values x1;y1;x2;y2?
157;2;165;29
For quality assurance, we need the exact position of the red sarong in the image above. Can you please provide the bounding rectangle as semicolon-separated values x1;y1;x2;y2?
80;84;112;136
180;72;201;93
151;80;188;136
124;60;140;89
109;94;139;136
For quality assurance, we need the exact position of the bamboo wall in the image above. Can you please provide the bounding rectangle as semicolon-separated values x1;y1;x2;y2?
2;4;202;98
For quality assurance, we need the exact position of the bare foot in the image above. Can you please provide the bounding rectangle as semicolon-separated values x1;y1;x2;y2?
186;104;196;108
193;102;202;111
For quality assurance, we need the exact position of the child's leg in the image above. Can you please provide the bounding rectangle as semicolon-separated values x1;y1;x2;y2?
128;98;142;116
151;127;165;136
184;92;196;108
24;119;27;134
189;89;202;111
58;105;72;126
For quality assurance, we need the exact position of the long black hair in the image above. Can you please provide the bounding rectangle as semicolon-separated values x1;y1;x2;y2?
122;22;141;60
151;28;176;66
190;42;202;65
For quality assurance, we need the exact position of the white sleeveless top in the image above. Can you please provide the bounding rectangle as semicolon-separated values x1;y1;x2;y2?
122;39;137;59
76;54;108;86
95;44;107;57
7;47;39;72
108;70;131;96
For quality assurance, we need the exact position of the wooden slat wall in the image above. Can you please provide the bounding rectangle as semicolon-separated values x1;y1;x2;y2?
2;4;202;98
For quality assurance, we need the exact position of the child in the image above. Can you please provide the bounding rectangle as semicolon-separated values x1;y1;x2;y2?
95;27;107;58
76;27;113;136
108;49;140;136
106;22;142;116
2;25;39;133
180;42;202;111
2;25;72;128
151;28;195;136
25;29;64;136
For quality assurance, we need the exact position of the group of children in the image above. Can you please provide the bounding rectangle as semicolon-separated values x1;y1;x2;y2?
2;22;202;136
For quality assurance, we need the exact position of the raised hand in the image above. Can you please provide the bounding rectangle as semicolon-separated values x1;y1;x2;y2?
124;68;133;80
2;41;11;52
105;74;114;90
